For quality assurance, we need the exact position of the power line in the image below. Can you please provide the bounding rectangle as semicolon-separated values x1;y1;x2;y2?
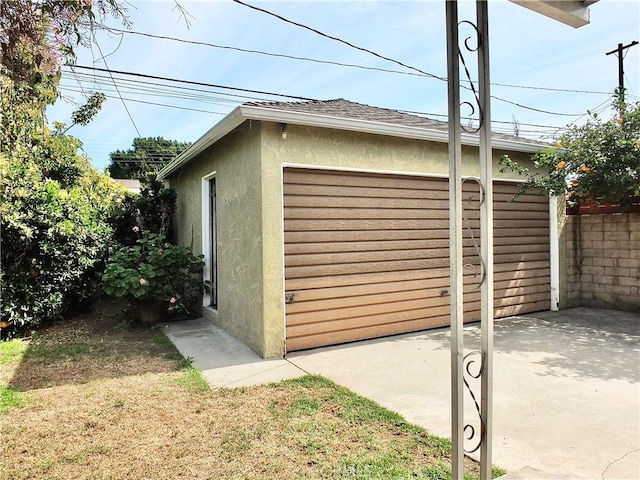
61;66;571;141
231;0;583;117
102;26;611;97
93;39;141;137
68;64;316;101
62;66;567;135
59;86;230;115
62;70;271;104
231;0;445;82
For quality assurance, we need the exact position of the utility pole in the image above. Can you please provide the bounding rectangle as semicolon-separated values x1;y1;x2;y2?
605;41;638;103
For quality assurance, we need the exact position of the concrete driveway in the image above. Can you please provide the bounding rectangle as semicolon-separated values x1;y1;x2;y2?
165;307;640;479
289;308;640;479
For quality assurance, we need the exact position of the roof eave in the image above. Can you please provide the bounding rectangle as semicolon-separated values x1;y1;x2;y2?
157;107;245;181
157;105;543;180
240;104;544;153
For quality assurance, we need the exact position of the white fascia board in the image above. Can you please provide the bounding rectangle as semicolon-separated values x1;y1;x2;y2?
158;104;543;180
157;107;245;180
509;0;598;28
240;105;544;153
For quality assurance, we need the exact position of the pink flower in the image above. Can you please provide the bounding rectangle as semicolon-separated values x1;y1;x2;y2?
170;297;177;304
139;278;146;285
132;226;139;232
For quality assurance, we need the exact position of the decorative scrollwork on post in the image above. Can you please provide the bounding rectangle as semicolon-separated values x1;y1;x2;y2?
463;351;483;454
457;20;483;134
461;177;486;291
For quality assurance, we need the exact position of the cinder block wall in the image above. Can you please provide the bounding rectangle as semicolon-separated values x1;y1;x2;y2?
566;212;640;312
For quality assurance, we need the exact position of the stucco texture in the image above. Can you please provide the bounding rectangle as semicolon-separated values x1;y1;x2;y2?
168;119;537;358
167;121;269;356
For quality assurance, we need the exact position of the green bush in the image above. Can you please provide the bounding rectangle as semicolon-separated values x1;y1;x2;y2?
102;230;206;321
108;176;178;246
500;96;640;206
0;130;125;337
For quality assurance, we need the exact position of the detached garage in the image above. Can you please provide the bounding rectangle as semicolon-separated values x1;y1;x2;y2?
158;99;551;358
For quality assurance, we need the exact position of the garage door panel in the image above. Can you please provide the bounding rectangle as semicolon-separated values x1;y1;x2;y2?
285;206;450;220
287;281;550;317
287;296;452;326
285;218;449;231
288;307;451;339
494;300;551;317
285;195;447;210
493;228;549;239
286;268;451;291
284;168;550;352
285;257;450;279
287;271;547;305
286;239;445;255
493;192;548;204
289;277;451;303
285;229;447;244
287;244;547;269
286;287;447;315
286;248;449;268
285;169;444;190
284;183;450;200
287;315;451;352
286;236;517;255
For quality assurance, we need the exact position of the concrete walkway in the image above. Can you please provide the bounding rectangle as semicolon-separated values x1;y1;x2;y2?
164;308;640;479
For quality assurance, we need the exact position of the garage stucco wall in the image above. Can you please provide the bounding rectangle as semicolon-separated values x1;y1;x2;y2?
259;121;536;356
166;121;269;356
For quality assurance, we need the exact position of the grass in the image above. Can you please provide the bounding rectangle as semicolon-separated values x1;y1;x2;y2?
0;298;503;479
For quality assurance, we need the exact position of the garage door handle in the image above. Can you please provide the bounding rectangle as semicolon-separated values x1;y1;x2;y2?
285;293;296;304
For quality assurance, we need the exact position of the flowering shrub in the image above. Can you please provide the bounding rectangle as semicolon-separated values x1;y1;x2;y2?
500;95;640;207
102;230;206;319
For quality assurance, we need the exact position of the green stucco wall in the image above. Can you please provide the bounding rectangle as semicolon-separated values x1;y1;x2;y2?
168;119;536;358
167;121;269;357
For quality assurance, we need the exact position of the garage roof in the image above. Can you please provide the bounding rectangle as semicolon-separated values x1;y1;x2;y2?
157;98;547;181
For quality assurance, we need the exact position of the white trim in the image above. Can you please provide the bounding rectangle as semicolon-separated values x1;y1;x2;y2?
157;105;545;180
158;108;244;180
549;195;560;311
201;170;217;308
279;164;288;355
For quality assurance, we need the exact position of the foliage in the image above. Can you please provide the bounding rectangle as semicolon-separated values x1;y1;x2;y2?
108;177;178;245
102;230;206;317
106;137;191;181
500;96;640;206
0;126;125;336
1;0;129;337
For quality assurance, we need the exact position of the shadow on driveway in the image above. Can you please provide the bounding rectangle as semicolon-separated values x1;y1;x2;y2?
289;307;640;479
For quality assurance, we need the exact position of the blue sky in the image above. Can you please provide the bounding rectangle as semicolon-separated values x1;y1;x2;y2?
47;0;639;172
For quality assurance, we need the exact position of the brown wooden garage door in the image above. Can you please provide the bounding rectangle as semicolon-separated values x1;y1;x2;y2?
284;168;550;352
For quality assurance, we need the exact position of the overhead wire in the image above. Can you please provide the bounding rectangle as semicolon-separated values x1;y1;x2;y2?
230;0;585;117
69;64;316;101
101;26;612;97
61;65;567;141
92;36;141;136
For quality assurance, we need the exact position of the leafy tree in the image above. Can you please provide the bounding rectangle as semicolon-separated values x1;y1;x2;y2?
0;0;127;336
500;94;640;206
0;127;126;334
107;137;191;180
